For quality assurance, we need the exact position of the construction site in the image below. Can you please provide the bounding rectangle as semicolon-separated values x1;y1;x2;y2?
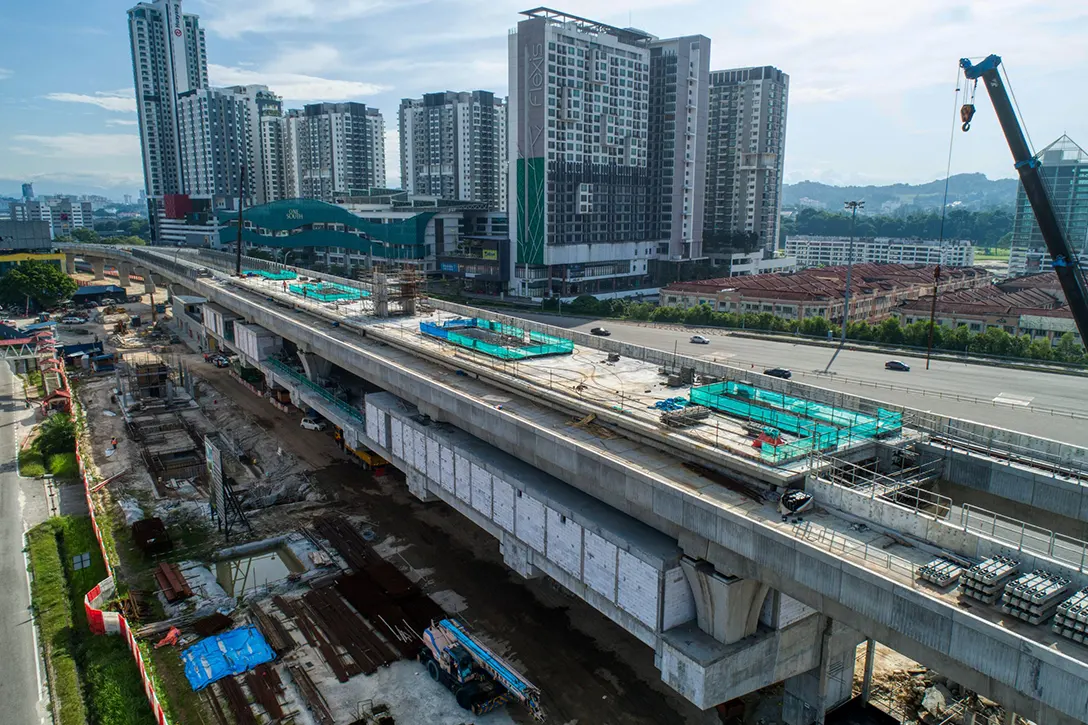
32;247;1088;725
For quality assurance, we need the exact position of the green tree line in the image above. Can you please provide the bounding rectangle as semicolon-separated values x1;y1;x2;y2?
56;227;146;247
781;207;1014;248
548;296;1086;365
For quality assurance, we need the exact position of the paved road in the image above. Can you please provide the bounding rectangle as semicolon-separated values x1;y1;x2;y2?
0;364;49;724
510;313;1088;448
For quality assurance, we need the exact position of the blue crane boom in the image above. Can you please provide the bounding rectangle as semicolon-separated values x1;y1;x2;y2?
960;54;1088;344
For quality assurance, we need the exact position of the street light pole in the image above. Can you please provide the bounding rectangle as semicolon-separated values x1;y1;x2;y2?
823;200;864;374
840;200;864;347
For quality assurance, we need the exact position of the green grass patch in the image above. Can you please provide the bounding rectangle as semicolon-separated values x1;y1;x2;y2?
26;368;46;398
48;452;79;480
20;446;46;477
27;522;89;725
54;516;157;725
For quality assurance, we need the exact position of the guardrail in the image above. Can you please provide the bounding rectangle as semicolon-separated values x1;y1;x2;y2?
792;519;920;583
959;504;1088;573
265;358;363;422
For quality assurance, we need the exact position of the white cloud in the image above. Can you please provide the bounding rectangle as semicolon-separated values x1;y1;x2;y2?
205;0;412;37
209;63;387;103
106;119;139;127
4;134;143;192
0;68;12;80
11;133;140;159
44;90;136;113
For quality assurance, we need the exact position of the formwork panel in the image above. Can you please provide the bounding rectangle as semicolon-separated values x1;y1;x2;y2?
454;453;470;498
439;446;455;494
515;493;546;552
390;418;404;460
584;531;618;602
470;463;492;513
492;477;515;533
618;549;659;629
546;509;583;578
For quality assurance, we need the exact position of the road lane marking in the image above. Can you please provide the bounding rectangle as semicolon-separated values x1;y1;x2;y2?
993;393;1034;407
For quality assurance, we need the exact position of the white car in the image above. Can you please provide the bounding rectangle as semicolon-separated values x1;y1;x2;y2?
300;417;328;431
61;316;86;324
690;334;710;344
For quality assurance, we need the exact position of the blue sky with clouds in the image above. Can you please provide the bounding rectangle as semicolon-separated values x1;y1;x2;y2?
2;0;1086;199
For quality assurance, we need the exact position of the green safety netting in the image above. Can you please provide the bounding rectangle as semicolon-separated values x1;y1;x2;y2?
287;281;369;302
690;381;900;464
244;269;297;280
420;318;574;360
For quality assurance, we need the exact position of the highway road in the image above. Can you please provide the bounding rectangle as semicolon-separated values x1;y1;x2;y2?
0;364;50;725
510;313;1088;448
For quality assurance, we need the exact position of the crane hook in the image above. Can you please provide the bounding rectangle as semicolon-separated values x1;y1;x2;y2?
960;103;976;132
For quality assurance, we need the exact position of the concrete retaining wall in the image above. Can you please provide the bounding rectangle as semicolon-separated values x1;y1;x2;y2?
921;442;1088;523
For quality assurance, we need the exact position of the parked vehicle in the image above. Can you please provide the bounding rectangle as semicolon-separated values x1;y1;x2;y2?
213;356;230;368
590;327;611;336
690;335;710;344
763;367;792;380
884;360;911;372
300;417;328;431
61;316;86;324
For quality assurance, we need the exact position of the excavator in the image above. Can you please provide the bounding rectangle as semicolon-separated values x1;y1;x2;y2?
959;54;1088;344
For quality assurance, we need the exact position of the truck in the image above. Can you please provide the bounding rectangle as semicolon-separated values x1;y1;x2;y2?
333;427;389;471
419;618;544;720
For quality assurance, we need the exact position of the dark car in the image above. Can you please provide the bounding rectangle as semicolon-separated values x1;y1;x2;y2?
590;327;611;336
763;367;792;380
885;360;910;372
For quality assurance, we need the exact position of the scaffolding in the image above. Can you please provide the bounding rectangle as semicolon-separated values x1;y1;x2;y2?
420;317;574;360
288;280;369;302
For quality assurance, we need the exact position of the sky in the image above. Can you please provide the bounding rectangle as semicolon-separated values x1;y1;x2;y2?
1;0;1087;199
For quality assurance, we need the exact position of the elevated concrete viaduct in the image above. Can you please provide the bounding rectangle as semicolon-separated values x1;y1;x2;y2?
61;244;1088;724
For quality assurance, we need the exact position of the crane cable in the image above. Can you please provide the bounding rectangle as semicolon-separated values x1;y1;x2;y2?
1000;63;1035;156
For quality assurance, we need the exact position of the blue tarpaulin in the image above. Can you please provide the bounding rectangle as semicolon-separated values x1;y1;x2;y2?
181;625;275;691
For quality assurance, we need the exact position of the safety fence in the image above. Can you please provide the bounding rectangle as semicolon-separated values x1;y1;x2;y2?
287;280;368;302
243;269;296;281
68;362;171;724
420;317;574;360
721;381;902;438
265;358;364;421
690;381;841;463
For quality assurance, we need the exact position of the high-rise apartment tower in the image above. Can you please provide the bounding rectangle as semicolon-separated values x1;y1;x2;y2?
280;103;386;202
509;8;706;297
399;91;508;210
127;0;208;197
704;66;788;252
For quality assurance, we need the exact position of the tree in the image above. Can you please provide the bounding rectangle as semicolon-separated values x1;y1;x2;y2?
0;260;78;310
37;413;75;457
70;227;101;244
1054;332;1085;364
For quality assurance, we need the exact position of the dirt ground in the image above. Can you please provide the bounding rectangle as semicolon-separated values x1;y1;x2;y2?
194;361;721;725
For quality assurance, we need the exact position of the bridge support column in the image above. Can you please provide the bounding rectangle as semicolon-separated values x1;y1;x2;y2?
860;638;875;704
91;258;105;280
681;558;768;644
65;254;77;274
781;618;864;725
118;262;134;287
297;351;331;382
135;267;156;296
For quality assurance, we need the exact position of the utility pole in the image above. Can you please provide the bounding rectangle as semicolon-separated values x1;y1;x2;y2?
926;264;941;369
839;200;864;347
235;164;246;277
823;200;864;373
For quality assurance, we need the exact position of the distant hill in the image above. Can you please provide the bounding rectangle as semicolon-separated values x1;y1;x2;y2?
783;173;1018;213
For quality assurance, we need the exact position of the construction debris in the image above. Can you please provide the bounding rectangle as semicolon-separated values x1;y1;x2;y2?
155;562;193;602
